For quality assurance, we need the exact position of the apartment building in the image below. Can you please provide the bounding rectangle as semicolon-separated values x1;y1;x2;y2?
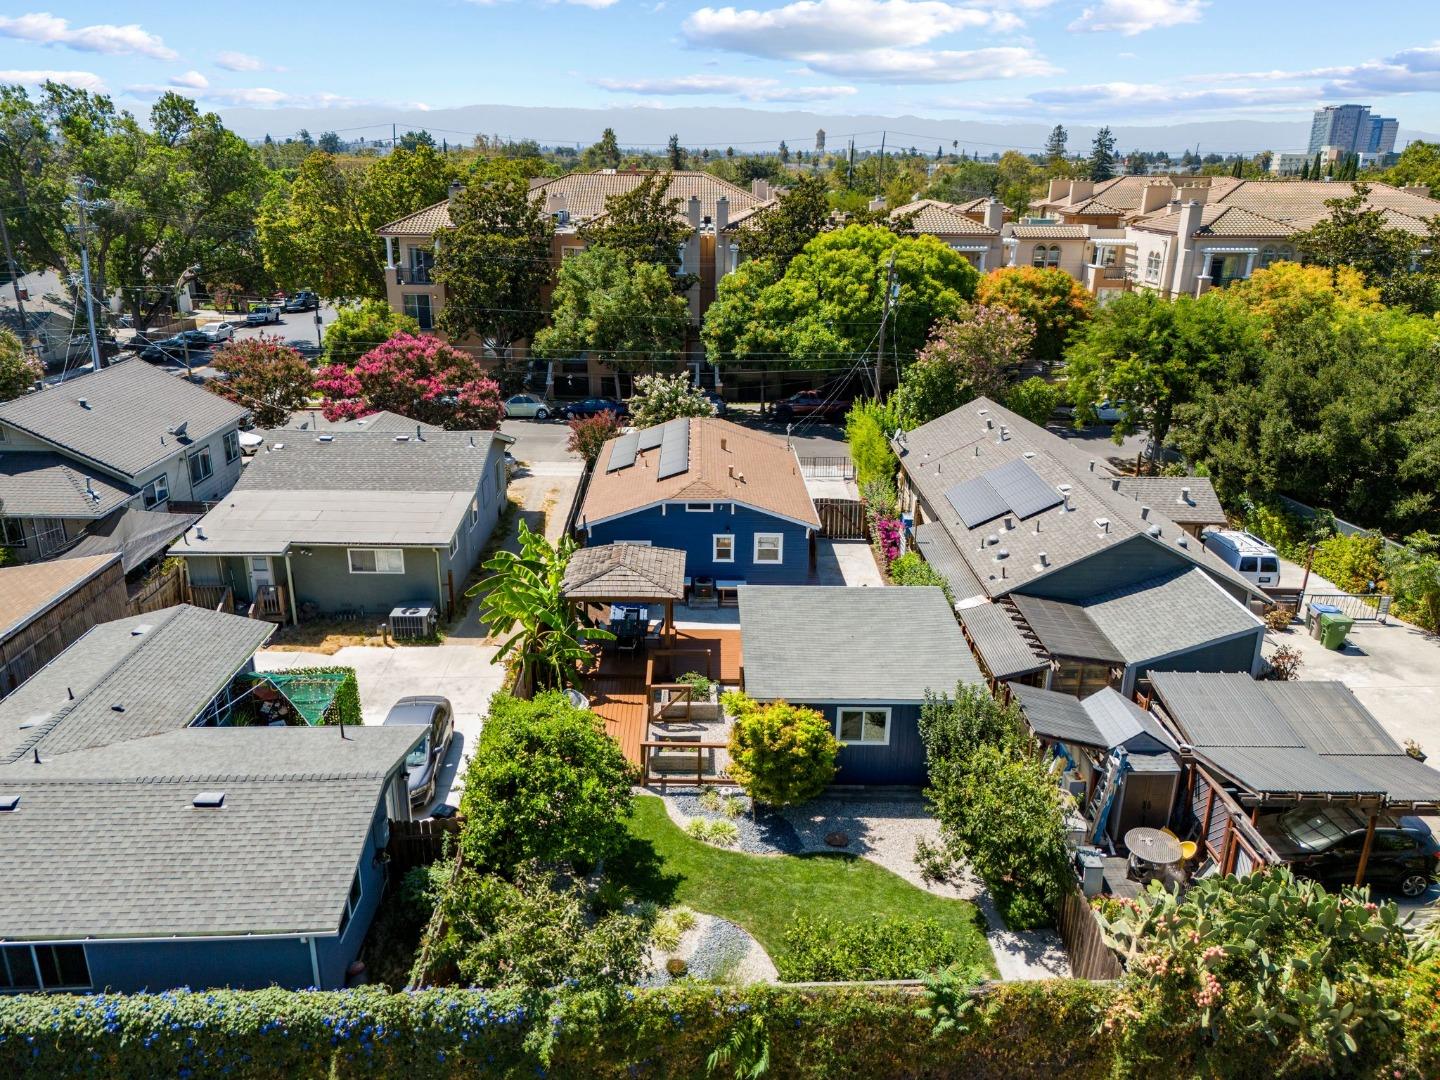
1308;104;1398;157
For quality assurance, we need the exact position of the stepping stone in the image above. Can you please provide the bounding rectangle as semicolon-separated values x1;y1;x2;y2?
825;831;850;848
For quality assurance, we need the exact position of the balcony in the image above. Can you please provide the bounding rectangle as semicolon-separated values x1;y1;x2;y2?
1084;264;1131;292
393;265;434;286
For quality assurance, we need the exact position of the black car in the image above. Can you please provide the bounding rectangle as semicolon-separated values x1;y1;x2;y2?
136;335;191;363
560;397;629;420
282;290;319;313
1259;805;1439;898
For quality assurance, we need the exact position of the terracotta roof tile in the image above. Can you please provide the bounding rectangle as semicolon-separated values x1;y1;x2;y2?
1134;204;1295;237
1009;224;1089;239
890;200;997;236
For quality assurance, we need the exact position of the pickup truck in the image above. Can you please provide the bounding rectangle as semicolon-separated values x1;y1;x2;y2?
771;390;851;422
282;291;319;313
245;305;283;326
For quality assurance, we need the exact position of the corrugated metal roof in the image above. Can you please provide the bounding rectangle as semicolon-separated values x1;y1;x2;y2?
1198;746;1386;797
1011;683;1104;744
958;601;1046;679
912;522;985;602
1011;593;1125;664
739;586;983;703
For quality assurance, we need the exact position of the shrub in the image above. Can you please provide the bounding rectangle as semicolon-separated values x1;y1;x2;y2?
725;694;839;808
457;691;636;875
845;397;899;488
314;332;501;429
779;914;991;982
1262;605;1295;631
652;906;698;951
860;475;899;519
1311;531;1386;594
875;516;903;564
1003;376;1060;426
677;670;715;699
209;336;313;427
567;411;621;465
628;372;715;427
888;551;954;604
1385;533;1440;633
1266;643;1303;681
685;818;740;847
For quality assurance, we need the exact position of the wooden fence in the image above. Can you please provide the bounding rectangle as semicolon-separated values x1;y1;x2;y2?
127;562;186;616
815;498;869;540
387;816;463;874
1055;887;1124;981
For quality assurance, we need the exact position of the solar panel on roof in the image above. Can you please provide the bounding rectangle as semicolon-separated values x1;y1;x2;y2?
946;476;1009;528
637;426;665;451
606;431;641;472
987;459;1063;519
657;419;690;480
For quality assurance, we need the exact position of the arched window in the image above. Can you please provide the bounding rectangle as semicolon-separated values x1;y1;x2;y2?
1046;245;1062;268
1277;246;1294;262
1031;244;1048;268
1258;245;1277;268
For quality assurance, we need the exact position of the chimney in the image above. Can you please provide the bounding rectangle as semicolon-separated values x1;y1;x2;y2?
687;195;702;230
1140;180;1172;215
714;196;730;279
1173;181;1210;206
983;197;1004;232
447;180;463;207
1067;179;1095;203
1171;200;1205;294
750;179;771;202
1046;177;1068;202
868;196;885;212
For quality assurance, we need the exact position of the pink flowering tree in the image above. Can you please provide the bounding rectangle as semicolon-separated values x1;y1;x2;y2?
892;303;1035;429
313;333;502;430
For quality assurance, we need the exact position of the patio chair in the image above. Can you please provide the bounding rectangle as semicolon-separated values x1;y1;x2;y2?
614;613;643;653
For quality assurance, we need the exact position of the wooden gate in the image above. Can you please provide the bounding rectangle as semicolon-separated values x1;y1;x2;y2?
815;498;869;540
387;817;463;873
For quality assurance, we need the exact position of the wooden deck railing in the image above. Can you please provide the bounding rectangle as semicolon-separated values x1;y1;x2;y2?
641;740;730;788
246;584;289;623
649;682;696;723
187;583;234;613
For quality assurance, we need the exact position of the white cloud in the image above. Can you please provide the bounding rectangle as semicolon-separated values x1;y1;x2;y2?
169;70;209;89
0;12;176;60
592;73;856;101
1068;0;1205;36
215;50;264;72
0;68;106;92
966;80;1321;121
803;45;1058;82
684;0;1002;57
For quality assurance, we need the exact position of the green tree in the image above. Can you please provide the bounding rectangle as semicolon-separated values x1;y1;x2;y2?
977;265;1096;367
1064;289;1263;451
845;397;900;488
472;521;614;689
627;372;715;427
321;298;419;365
434;165;554;369
314;333;501;429
578;171;691;282
457;690;636;873
667;134;683;170
736;175;831;270
0;328;41;402
317;131;342;153
723;693;838;808
532;247;689;372
1043;124;1069;171
1088;126;1117;182
892;304;1034;429
566;412;621;465
1004;376;1061;426
208;336;313;427
581;127;622;171
1292;183;1417;288
1385;139;1440;196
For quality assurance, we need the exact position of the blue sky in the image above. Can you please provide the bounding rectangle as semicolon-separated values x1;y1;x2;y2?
1;2;1436;136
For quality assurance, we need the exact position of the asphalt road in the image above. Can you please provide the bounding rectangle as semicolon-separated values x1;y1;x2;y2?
112;304;341;383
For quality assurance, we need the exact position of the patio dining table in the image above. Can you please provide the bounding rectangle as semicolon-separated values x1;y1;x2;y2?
1125;827;1182;883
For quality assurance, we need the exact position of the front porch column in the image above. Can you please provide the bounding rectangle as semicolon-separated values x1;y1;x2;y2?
1243;251;1257;278
283;553;299;626
384;235;395;269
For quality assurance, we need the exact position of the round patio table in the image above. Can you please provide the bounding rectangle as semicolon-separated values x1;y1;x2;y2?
1125;827;1182;867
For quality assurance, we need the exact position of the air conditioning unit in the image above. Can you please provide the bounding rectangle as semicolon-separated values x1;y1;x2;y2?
389;605;436;640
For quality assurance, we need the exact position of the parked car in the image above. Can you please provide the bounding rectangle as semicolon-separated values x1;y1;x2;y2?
701;389;727;416
504;393;554;420
560;397;628;420
282;290;319;313
771;389;850;422
176;329;219;351
382;695;455;812
1200;528;1280;588
194;321;235;343
245;305;283;326
1258;805;1439;898
137;335;189;363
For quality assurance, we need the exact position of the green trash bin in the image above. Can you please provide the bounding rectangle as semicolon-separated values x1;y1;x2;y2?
1319;612;1355;650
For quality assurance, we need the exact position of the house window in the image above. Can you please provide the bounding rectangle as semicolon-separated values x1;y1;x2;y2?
403;293;433;330
1031;244;1048;268
188;446;213;485
1145;250;1163;281
713;534;735;563
0;517;25;548
338;871;363;937
348;548;405;574
686;502;713;512
223;429;241;464
836;707;891;746
753;533;783;564
561;246;582;259
142;474;169;509
449;532;459;558
0;944;91;992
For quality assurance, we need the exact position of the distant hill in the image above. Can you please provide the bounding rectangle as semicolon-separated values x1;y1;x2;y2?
216;102;1439;156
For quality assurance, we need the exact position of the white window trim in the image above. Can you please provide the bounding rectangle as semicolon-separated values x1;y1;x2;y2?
449;532;459;558
469;497;480;530
338;871;363;938
143;474;169;509
223;429;241;464
713;534;735;563
753;532;784;564
685;502;714;512
835;706;892;747
0;942;92;992
348;548;406;575
188;446;213;484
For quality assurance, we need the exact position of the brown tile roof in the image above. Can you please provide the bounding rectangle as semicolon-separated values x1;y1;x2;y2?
382;171;766;236
1210;179;1440;231
891;200;997;237
1133;204;1295;238
1036;175;1245;213
1068;198;1127;216
1009;224;1089;239
720;201;778;233
580;417;819;529
561;543;687;601
0;554;120;640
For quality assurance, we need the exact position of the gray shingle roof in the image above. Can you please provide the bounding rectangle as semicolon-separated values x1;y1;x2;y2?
957;601;1047;679
239;430;502;492
0;605;273;764
897;397;1261;601
562;544;687;601
738;585;983;703
273;409;443;434
912;522;984;603
0;451;136;518
1149;672;1440;805
0;360;248;480
1112;477;1226;526
59;506;200;573
1082;567;1262;665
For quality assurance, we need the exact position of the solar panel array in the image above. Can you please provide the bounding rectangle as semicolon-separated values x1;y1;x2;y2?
637;426;666;451
945;458;1062;528
605;430;642;473
657;419;690;479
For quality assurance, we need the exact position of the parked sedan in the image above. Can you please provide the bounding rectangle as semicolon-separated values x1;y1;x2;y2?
560;396;628;420
382;696;455;812
1259;805;1439;898
771;389;850;422
194;321;235;343
504;393;554;420
244;305;283;326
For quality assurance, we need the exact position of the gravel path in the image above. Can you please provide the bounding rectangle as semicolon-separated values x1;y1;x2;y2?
643;913;777;986
662;788;802;854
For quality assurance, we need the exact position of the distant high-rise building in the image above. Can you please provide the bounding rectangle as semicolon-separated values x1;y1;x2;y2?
1308;104;1398;156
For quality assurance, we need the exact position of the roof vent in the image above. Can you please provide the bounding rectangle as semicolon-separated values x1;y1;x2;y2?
1177;535;1189;548
195;526;207;541
273;442;285;450
1038;551;1049;567
1110;477;1121;491
130;624;152;637
394;435;410;442
317;434;334;442
1179;486;1192;504
985;418;994;430
110;703;125;713
1147;524;1162;538
0;794;18;813
986;533;999;546
415;424;425;441
1095;517;1110;532
720;437;728;452
78;397;90;410
192;791;226;809
994;548;1009;561
1088;460;1095;471
1140;505;1150;520
1022;451;1035;459
1003;516;1013;531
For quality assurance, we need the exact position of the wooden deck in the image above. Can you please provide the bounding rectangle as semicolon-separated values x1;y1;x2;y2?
586;628;741;767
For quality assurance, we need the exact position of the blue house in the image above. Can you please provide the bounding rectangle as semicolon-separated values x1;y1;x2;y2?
737;586;985;785
580;419;821;597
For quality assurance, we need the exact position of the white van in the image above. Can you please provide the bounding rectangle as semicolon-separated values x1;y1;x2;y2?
1201;529;1280;587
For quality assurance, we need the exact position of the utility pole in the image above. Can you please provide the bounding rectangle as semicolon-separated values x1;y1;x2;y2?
875;253;899;395
66;177;105;374
0;208;33;355
392;123;398;152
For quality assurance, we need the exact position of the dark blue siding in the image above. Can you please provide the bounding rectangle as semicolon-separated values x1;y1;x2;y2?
84;937;315;993
588;503;811;584
795;702;927;786
314;800;392;988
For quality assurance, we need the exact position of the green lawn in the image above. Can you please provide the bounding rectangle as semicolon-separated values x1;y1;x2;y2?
609;796;997;978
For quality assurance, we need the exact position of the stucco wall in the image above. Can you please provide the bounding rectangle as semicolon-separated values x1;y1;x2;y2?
587;503;811;584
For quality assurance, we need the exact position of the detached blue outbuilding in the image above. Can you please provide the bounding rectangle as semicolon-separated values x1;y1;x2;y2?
737;586;986;786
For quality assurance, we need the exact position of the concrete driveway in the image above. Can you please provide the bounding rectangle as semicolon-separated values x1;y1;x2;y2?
255;642;505;813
